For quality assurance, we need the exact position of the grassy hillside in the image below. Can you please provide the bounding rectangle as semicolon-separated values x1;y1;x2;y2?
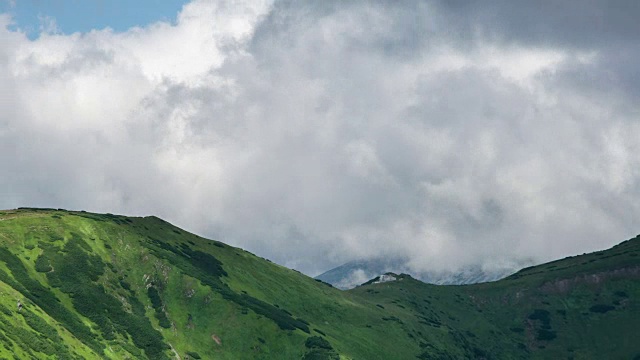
0;208;638;359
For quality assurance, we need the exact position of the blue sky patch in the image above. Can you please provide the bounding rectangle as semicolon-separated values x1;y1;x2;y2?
0;0;188;38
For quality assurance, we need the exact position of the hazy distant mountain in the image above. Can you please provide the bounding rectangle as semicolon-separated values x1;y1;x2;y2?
315;257;525;289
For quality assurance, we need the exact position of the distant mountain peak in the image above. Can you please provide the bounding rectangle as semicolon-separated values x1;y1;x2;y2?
316;257;527;289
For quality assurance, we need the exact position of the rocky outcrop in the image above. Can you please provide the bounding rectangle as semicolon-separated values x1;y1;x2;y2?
540;266;640;294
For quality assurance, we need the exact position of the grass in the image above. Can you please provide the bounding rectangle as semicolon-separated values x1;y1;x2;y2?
0;208;638;359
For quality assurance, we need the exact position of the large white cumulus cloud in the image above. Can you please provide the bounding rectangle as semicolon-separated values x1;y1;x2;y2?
1;1;640;275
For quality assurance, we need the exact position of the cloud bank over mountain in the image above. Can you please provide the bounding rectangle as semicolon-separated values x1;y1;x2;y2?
2;0;640;275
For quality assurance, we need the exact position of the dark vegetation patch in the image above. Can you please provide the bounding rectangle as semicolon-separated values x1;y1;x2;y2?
34;251;53;273
0;303;11;316
528;309;551;329
418;314;442;327
536;329;557;341
17;207;58;212
589;304;615;314
0;330;13;352
119;279;131;291
45;233;64;242
148;287;171;328
448;329;488;359
0;316;72;358
104;213;133;225
72;212;136;225
145;237;310;333
21;310;61;342
72;212;107;222
382;316;403;324
528;309;557;342
416;341;441;360
4;309;75;358
303;336;339;360
417;333;484;360
186;351;202;359
305;336;333;350
39;235;170;358
0;247;102;354
614;291;628;298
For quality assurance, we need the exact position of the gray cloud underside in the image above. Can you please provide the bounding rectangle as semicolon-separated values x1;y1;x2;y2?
1;0;639;275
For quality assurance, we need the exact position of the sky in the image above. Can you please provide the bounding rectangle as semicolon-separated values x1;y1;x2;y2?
1;0;640;277
0;0;186;37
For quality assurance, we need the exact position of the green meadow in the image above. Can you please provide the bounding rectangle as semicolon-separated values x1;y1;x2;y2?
0;208;637;359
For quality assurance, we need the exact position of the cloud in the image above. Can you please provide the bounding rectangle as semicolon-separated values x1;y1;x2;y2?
1;0;640;276
433;0;640;49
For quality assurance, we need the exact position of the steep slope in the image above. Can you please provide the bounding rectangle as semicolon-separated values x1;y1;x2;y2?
0;208;638;359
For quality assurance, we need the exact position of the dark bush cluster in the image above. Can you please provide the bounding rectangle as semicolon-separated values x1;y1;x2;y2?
305;336;332;350
21;310;61;342
614;291;628;298
0;330;13;351
119;279;132;290
537;329;557;341
0;247;102;354
39;237;171;358
0;303;12;316
34;252;53;273
303;336;339;360
382;316;403;324
102;213;133;225
589;304;615;314
528;309;551;328
2;313;72;358
528;309;557;342
148;287;171;328
186;351;202;359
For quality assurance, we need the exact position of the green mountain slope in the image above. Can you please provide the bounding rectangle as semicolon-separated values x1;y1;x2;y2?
0;208;638;359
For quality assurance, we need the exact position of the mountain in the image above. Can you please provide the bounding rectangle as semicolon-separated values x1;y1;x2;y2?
0;207;639;359
315;258;524;289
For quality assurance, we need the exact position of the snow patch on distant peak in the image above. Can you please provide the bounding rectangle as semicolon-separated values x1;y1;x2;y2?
374;273;397;284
